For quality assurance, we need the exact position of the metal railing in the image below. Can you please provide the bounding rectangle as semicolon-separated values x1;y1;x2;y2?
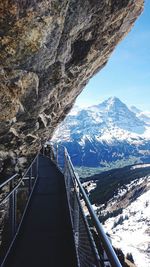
0;143;122;267
0;153;39;266
49;143;122;267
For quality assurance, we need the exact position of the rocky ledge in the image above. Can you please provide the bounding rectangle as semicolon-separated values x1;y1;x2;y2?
0;0;144;178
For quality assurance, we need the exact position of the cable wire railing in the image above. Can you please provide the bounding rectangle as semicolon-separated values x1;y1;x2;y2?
49;142;122;267
0;153;39;266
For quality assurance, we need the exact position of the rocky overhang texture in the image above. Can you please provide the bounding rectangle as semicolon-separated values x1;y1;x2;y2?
0;0;144;178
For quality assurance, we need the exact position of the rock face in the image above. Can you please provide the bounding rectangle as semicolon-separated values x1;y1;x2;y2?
0;0;144;178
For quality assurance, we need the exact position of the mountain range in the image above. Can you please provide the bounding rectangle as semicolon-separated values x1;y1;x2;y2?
52;97;150;170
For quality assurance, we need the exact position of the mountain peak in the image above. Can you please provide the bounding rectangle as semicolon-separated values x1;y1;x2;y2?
82;97;145;134
107;96;121;103
98;97;128;113
106;96;127;107
105;97;124;108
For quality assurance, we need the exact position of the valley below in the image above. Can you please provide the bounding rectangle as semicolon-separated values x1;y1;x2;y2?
83;164;150;267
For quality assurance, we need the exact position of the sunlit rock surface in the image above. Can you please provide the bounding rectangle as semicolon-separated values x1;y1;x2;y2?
0;0;144;178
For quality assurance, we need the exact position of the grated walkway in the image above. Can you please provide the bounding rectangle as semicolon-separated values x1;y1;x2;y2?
4;154;77;267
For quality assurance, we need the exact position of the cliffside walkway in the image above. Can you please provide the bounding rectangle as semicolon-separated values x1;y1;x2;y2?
0;145;122;267
2;155;77;267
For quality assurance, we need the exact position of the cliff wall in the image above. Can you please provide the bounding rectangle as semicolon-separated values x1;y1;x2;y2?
0;0;144;177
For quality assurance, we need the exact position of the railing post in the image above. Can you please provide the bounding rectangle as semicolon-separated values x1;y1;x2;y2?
36;155;39;179
9;181;17;238
50;145;54;162
65;153;70;192
64;149;71;202
42;145;45;156
64;148;67;176
29;166;32;195
56;144;58;165
73;185;80;249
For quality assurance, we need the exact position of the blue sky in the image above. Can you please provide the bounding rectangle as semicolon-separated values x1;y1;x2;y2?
76;0;150;111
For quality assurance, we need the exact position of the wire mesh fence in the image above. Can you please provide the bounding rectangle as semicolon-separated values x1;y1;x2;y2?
0;154;39;265
49;142;122;267
64;153;101;267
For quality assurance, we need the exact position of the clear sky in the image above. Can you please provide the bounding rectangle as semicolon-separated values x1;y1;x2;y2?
75;0;150;111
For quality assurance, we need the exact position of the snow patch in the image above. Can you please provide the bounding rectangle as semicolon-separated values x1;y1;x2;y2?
131;164;150;170
104;189;150;267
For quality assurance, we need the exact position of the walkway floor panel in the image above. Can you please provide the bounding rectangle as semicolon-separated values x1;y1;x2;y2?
4;155;77;267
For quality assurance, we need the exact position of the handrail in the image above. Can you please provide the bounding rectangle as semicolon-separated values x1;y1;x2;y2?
65;149;122;267
70;170;101;266
0;180;21;206
0;174;18;189
0;153;39;206
23;152;39;178
0;152;39;266
51;144;122;267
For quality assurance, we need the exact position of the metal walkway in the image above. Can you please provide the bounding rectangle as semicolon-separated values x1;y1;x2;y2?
2;155;77;267
0;145;122;267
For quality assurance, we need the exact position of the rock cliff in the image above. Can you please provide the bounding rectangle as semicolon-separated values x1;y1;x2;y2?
0;0;144;178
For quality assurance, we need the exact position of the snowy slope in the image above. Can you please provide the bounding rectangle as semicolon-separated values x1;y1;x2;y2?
103;176;150;267
130;106;150;125
86;164;150;267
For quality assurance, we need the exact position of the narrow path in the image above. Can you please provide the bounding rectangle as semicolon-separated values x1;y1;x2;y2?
4;154;77;267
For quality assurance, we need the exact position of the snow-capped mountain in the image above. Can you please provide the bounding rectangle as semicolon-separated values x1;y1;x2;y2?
52;97;150;168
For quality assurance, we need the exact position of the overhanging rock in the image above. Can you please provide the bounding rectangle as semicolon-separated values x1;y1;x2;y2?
0;0;144;178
